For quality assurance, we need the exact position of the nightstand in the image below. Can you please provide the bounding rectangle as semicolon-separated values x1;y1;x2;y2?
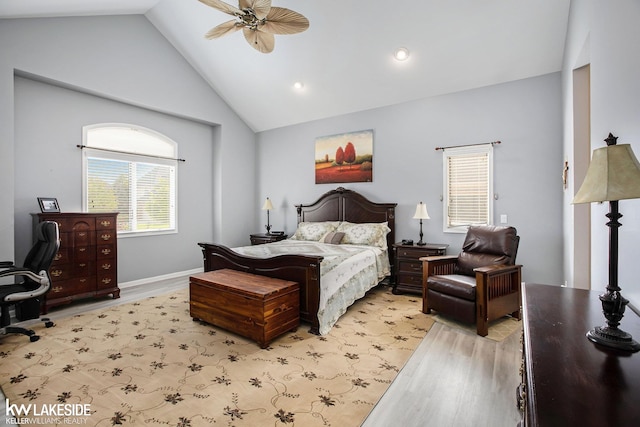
250;233;288;245
392;242;448;294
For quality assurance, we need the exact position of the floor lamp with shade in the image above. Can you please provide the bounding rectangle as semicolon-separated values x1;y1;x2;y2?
572;133;640;352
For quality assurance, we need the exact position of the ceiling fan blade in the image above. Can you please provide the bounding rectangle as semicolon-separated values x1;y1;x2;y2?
205;20;243;39
239;0;272;20
198;0;242;16
261;7;309;35
243;28;274;53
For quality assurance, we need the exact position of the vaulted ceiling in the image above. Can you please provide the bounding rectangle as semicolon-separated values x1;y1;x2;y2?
0;0;571;132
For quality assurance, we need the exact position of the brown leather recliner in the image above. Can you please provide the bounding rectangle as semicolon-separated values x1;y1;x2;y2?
421;225;522;336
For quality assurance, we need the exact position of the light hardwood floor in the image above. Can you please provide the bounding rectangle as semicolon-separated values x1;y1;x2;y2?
2;277;523;427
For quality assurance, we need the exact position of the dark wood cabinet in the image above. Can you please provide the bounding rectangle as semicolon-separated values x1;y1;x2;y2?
34;212;120;312
250;233;288;245
519;283;640;427
392;243;447;294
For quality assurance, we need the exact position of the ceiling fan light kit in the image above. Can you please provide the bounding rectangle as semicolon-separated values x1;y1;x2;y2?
199;0;309;53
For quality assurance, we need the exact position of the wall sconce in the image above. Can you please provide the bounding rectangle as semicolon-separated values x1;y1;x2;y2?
413;202;430;246
573;133;640;352
262;197;274;234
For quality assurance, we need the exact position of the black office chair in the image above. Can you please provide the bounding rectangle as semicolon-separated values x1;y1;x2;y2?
0;220;60;342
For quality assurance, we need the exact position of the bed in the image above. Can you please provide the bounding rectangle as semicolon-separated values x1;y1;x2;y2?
198;187;397;335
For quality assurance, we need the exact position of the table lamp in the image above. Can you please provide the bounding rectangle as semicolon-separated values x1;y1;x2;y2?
413;202;430;246
262;197;273;234
573;133;640;352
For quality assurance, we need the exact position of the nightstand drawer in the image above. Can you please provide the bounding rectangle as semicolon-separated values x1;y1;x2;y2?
250;233;288;245
392;242;448;295
397;248;426;259
397;259;422;274
396;273;422;287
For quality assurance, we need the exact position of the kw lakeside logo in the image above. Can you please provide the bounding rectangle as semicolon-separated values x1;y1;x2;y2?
5;399;91;425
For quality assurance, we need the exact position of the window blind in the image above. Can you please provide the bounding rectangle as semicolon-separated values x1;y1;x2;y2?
87;157;176;233
443;144;493;231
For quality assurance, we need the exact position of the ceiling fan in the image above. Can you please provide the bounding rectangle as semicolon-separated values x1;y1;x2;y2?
198;0;309;53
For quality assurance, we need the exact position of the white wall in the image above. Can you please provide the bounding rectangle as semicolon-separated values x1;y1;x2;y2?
0;15;256;280
563;0;640;308
257;73;564;285
591;1;640;307
14;77;215;282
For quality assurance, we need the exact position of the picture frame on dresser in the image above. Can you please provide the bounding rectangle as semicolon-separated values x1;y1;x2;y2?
37;197;60;213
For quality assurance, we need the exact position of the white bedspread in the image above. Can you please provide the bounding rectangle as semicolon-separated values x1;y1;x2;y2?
232;240;390;334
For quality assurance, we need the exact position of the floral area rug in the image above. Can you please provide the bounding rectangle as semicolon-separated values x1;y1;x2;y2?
0;286;433;427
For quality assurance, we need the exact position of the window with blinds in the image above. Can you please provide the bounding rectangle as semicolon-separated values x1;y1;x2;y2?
443;144;493;232
82;124;177;236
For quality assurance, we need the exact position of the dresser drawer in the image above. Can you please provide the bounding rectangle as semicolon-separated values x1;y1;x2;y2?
97;244;116;259
49;265;72;281
96;216;116;230
97;272;117;290
74;245;96;262
49;277;96;298
51;246;70;265
73;261;95;277
97;230;116;243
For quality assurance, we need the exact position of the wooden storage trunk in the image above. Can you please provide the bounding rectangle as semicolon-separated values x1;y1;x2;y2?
189;269;299;348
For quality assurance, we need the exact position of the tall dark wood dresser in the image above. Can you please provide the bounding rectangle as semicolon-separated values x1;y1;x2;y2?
34;212;120;312
519;283;640;426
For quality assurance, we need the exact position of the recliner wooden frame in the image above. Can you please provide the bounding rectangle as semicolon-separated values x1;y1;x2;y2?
421;226;522;336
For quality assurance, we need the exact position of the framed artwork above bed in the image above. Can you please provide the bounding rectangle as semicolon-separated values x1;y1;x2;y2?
314;129;373;184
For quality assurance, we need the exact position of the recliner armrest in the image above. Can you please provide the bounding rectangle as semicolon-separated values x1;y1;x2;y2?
421;255;459;276
473;264;522;275
419;255;458;263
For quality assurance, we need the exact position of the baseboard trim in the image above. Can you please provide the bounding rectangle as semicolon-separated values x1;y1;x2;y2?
118;268;204;289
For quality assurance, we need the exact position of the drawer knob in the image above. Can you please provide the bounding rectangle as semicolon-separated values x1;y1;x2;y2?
52;286;63;293
101;248;111;255
51;269;63;277
102;263;111;270
101;220;111;227
101;234;111;241
102;278;112;284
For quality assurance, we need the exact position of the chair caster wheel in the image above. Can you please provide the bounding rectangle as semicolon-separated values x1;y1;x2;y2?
30;335;40;342
45;321;54;328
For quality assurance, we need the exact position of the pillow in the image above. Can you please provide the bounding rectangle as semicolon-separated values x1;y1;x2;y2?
336;221;391;249
322;231;345;244
290;221;340;241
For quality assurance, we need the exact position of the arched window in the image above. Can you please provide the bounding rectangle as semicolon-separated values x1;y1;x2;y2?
82;124;178;236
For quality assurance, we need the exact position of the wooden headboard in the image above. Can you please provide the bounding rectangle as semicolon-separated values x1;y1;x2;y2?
296;187;397;262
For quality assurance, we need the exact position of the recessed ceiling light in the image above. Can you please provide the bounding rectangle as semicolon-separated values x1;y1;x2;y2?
293;81;304;90
394;47;410;61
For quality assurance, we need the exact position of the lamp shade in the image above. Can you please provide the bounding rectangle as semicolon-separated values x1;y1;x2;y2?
573;143;640;204
413;202;430;219
262;198;273;210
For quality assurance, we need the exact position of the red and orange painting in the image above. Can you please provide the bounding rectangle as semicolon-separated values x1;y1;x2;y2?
315;129;373;184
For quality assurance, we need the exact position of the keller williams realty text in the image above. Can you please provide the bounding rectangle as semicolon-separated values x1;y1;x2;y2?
6;402;91;417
